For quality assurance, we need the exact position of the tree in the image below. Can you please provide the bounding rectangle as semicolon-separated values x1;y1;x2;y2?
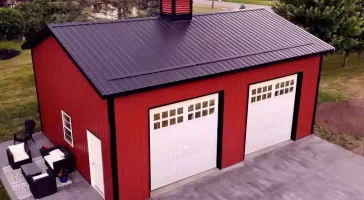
97;0;135;20
110;0;135;19
15;0;95;37
355;0;364;59
15;1;45;38
356;34;364;59
273;0;364;68
0;8;24;40
136;0;159;17
99;0;158;20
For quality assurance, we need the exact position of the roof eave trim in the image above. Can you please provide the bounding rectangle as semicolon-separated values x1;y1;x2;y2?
21;25;52;50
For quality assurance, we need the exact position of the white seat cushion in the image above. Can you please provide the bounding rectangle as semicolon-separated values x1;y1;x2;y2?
8;143;29;162
49;149;65;157
44;154;65;169
33;173;48;180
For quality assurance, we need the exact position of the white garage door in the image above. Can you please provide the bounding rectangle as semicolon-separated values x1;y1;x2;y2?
245;74;297;155
150;93;219;190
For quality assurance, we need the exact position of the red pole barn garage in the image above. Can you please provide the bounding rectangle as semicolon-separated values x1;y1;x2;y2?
22;2;334;200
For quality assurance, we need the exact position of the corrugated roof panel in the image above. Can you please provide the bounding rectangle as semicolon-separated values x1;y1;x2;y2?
42;9;335;96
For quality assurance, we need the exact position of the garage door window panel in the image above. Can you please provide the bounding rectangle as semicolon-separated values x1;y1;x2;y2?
162;120;168;127
274;78;296;97
209;100;215;106
177;116;183;123
153;106;184;129
154;113;160;121
162;111;168;119
203;101;208;108
188;98;217;120
170;109;176;117
154;122;160;130
170;118;176;125
196;103;201;110
250;84;273;104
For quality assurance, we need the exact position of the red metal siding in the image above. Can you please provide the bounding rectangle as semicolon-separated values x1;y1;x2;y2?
176;0;190;14
114;55;321;200
32;36;114;200
161;0;172;14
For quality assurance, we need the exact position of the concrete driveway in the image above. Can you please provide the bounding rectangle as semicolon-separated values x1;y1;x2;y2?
152;136;364;200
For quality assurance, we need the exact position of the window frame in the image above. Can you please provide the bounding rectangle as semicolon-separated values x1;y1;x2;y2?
61;110;74;147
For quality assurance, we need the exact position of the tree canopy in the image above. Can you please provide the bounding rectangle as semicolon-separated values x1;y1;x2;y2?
273;0;364;67
0;8;24;40
355;0;364;58
13;0;159;37
15;0;93;37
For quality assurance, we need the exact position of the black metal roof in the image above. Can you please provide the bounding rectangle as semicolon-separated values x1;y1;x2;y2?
23;9;334;98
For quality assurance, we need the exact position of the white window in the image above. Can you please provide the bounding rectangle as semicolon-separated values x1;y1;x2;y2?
62;111;73;147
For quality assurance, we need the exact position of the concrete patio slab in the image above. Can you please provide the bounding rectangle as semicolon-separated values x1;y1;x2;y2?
152;135;364;200
0;132;102;200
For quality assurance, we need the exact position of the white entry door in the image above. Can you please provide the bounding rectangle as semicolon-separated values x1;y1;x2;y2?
150;93;219;190
87;130;105;199
245;74;298;155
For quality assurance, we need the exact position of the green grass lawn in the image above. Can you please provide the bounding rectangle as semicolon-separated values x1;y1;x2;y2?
0;41;36;200
0;180;10;200
194;5;226;13
0;41;40;143
319;53;364;102
315;53;364;155
221;0;273;6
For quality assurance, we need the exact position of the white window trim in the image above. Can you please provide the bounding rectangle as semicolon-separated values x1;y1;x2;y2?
61;110;74;147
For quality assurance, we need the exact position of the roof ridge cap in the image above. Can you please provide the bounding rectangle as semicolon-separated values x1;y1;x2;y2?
49;8;267;28
49;16;161;28
193;8;266;17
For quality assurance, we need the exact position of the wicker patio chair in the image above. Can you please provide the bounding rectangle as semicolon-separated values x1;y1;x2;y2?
13;120;36;145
